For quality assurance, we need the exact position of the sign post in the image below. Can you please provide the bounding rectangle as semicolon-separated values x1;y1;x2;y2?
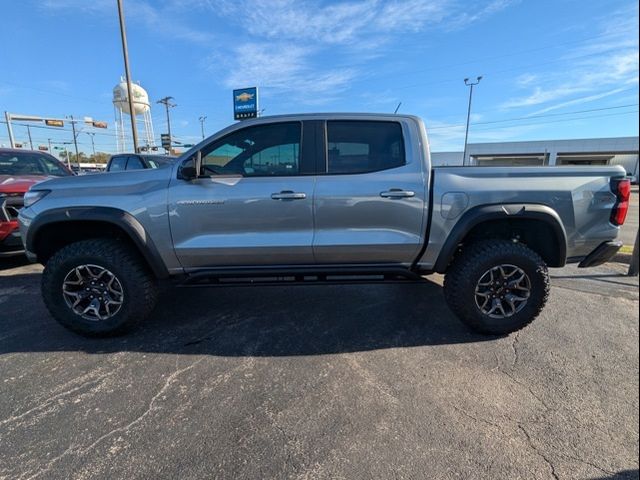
233;87;258;121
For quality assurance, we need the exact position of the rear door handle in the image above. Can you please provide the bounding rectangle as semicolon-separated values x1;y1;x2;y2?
380;189;415;198
271;190;307;200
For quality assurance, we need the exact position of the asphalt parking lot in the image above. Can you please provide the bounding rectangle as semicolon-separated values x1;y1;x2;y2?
0;253;638;480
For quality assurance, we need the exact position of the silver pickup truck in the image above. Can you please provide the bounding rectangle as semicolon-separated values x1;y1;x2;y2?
18;114;631;337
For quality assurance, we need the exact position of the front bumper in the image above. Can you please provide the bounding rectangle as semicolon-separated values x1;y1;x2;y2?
0;221;24;256
578;240;623;268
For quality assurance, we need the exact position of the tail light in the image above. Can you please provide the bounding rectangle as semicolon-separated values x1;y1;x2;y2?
610;178;631;226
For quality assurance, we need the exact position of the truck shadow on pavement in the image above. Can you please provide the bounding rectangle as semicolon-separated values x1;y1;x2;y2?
0;272;495;356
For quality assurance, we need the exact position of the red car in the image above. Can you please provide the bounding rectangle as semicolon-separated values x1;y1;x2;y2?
0;148;73;256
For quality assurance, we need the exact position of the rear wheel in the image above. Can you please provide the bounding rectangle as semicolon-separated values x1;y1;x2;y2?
42;239;158;336
443;240;549;335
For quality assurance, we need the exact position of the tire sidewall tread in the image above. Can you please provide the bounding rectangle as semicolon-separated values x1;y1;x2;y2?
444;240;550;335
42;239;158;337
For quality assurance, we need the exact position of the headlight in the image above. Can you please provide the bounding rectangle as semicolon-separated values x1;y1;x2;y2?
23;190;51;208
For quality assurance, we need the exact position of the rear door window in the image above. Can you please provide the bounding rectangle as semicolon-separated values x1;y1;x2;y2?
326;121;405;174
109;156;127;171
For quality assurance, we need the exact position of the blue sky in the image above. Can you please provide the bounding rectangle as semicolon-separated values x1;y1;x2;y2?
0;0;638;155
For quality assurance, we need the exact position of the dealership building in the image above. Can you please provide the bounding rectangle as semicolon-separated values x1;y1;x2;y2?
432;136;639;178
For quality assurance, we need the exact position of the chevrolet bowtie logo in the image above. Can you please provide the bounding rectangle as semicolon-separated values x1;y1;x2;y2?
235;92;255;102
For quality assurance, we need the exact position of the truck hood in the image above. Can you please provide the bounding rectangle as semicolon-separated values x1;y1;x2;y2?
0;175;52;194
32;166;174;191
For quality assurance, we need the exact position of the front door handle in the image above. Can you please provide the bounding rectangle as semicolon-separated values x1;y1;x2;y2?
271;190;307;200
380;189;415;198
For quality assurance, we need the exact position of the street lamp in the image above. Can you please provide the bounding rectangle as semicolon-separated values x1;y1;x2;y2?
85;132;96;155
463;76;482;166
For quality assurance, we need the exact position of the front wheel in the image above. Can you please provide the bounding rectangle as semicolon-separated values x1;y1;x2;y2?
443;240;550;335
42;239;159;337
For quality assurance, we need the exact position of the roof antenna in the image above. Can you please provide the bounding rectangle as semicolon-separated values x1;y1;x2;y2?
393;102;402;114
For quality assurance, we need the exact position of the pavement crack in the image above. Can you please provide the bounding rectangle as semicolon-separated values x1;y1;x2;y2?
20;445;75;480
451;405;503;431
518;424;560;480
511;331;521;367
559;453;614;476
493;347;551;413
78;357;205;455
0;372;114;428
501;369;552;412
344;356;398;406
19;357;204;480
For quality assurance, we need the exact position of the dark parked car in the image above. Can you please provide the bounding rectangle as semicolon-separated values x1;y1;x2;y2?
106;153;176;172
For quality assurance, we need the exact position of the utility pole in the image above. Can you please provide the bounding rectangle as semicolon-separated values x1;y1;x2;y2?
48;138;52;154
462;76;482;166
199;115;207;139
26;125;33;150
157;97;176;142
85;132;96;155
117;0;139;153
157;96;176;152
68;115;81;167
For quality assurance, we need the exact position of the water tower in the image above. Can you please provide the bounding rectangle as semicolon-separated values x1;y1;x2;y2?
113;79;155;152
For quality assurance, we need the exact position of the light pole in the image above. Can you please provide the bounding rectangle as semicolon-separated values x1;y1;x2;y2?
117;0;140;153
199;115;207;139
157;96;176;153
462;76;482;166
85;132;96;155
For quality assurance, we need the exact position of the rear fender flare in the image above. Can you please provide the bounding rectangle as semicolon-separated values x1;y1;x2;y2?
433;204;568;273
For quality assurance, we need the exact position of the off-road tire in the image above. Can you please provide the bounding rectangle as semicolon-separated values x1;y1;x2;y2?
443;240;550;335
42;239;158;337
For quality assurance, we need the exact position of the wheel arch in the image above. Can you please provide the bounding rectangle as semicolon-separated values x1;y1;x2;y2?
26;207;169;279
434;204;567;273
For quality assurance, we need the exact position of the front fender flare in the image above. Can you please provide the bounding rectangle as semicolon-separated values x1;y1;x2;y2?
27;206;169;279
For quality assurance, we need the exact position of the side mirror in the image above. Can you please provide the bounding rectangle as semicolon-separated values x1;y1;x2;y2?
178;151;202;181
179;165;198;181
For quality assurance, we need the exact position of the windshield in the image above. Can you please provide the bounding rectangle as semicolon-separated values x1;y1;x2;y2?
0;151;70;177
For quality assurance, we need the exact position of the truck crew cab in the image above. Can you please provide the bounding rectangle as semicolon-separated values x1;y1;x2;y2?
18;114;630;336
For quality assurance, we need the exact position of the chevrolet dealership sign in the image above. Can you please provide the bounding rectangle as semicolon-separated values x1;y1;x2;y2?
233;87;258;120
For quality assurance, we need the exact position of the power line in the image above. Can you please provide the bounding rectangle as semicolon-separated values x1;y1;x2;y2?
427;103;639;130
432;110;638;133
472;110;639;131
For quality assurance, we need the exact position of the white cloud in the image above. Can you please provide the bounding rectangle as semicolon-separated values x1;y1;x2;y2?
529;87;636;116
501;4;639;113
210;42;356;103
515;73;538;87
205;0;515;104
446;0;516;30
41;0;215;45
41;0;519;106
